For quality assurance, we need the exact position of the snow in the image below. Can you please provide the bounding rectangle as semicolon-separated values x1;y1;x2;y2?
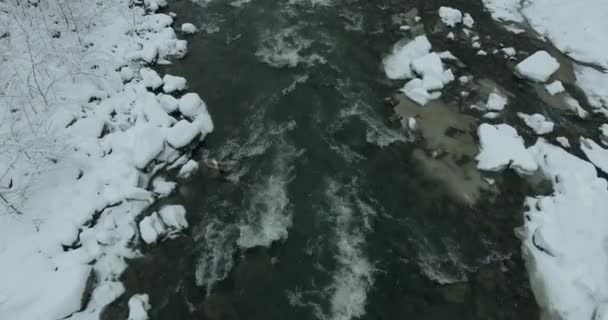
517;113;554;135
556;136;570;149
385;37;454;106
166;119;202;149
401;79;434;106
140;68;164;90
574;66;608;114
178;160;199;178
545;80;565;95
484;90;508;111
383;35;432;80
480;1;608;318
152;177;176;196
519;140;608;320
481;0;524;22
463;13;475;28
162;74;188;93
438;7;463;27
601;124;608;146
158;93;180;113
521;0;608;69
179;92;207;118
128;294;151;320
0;0;211;318
501;47;516;57
580;138;608;175
139;213;166;244
159;205;189;231
515;51;560;82
181;23;198;34
476;123;538;174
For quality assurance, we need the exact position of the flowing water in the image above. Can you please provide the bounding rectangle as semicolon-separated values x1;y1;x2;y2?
100;0;555;318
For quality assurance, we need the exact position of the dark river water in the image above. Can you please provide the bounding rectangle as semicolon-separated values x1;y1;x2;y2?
99;0;559;319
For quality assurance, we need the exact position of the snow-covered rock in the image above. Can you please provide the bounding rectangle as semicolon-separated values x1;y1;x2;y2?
158;205;188;231
140;68;163;90
181;23;198;34
438;7;463;27
484;90;508;111
517;113;554;135
515;51;559;82
162;74;187;93
545;80;565;95
178;92;206;118
128;294;151;320
384;36;432;80
580;138;608;175
166;119;202;149
463;13;475;28
177;160;199;178
401;79;434;106
476;123;538;174
556;136;570;148
152;177;176;196
139;213;166;244
158;93;180;113
575;66;608;114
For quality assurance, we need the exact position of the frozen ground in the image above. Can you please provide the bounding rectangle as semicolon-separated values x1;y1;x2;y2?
0;0;211;319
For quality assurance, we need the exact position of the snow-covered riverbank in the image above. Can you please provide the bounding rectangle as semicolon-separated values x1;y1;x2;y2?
0;0;211;318
478;1;608;319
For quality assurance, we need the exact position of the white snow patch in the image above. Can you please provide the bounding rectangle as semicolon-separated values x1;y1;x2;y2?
438;7;463;27
476;123;538;174
181;23;198;34
515;51;560;82
517;113;554;135
556;136;570;149
383;36;432;80
162;74;188;93
128;294;151;320
159;204;189;231
140;68;164;90
545;80;565;95
580;138;608;175
139;213;167;244
152;177;176;196
178;160;199;179
574;65;608;114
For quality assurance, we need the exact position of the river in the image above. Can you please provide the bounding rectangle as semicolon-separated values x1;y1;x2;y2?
102;0;545;319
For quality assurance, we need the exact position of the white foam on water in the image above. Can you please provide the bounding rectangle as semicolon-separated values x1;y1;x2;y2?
194;219;238;294
237;142;301;249
324;180;375;320
213;110;296;182
339;102;409;147
256;27;325;68
414;237;472;285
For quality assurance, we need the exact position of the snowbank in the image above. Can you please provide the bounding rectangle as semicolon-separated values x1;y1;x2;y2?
519;140;608;320
515;51;559;82
0;0;211;318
